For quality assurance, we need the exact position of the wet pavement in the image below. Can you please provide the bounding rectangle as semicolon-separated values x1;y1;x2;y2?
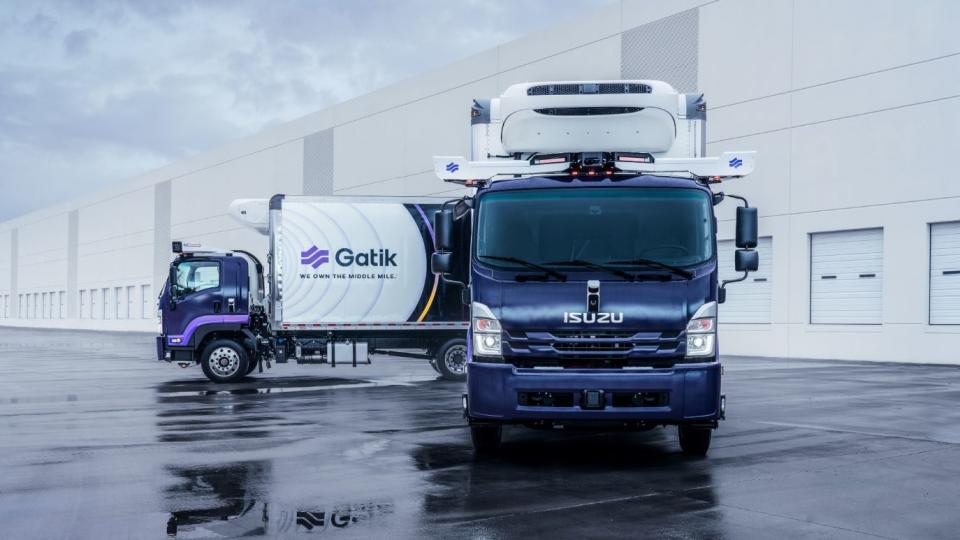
1;327;959;539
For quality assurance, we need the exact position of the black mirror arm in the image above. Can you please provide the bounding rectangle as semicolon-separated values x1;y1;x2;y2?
720;270;749;289
443;196;473;209
719;271;749;304
722;193;749;208
437;272;469;305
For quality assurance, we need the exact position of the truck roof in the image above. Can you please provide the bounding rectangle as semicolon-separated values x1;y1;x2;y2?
477;174;713;193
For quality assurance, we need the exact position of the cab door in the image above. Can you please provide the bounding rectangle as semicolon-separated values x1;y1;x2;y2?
162;258;225;340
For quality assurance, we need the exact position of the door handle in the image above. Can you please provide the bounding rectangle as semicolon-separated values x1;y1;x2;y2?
213;301;222;313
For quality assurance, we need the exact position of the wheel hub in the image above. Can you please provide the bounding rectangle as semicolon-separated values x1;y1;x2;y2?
209;347;240;377
444;345;467;375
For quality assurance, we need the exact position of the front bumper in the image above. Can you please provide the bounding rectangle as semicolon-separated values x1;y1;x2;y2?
466;361;721;423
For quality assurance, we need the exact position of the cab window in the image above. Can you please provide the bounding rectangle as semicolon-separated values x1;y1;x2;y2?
174;261;221;297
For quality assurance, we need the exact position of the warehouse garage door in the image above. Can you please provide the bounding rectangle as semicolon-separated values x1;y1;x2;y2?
718;237;772;323
810;229;883;324
930;221;960;324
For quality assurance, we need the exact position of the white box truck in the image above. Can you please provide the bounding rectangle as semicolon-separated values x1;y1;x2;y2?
156;195;470;382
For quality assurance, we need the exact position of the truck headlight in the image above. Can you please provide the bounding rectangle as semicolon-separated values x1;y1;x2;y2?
472;302;502;357
685;301;716;358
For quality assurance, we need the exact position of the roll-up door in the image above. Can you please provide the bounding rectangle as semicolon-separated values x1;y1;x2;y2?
718;237;773;323
810;229;883;324
930;222;960;324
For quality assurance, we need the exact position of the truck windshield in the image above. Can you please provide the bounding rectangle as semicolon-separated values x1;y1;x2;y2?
475;188;714;272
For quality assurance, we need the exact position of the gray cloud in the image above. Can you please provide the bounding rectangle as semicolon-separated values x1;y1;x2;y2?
62;28;96;59
0;0;611;221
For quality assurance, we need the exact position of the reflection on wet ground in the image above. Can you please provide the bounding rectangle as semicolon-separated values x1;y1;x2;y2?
2;327;960;539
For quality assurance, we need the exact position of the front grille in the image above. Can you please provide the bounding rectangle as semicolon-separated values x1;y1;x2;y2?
553;341;632;352
526;83;652;96
550;330;639;339
503;328;684;369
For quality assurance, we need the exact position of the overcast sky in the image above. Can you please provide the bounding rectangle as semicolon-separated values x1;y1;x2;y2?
0;0;610;221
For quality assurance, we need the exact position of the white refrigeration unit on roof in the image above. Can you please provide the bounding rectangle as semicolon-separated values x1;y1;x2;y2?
434;79;756;184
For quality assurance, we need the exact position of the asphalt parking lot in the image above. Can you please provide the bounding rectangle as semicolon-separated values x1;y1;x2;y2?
1;327;959;539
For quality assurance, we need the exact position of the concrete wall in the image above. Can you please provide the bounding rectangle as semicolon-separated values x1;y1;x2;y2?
706;0;960;363
1;0;957;363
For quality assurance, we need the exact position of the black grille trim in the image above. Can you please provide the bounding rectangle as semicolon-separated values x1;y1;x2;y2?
526;83;652;96
533;107;643;116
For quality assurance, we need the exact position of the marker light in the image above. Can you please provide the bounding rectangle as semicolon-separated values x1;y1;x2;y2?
474;317;501;332
686;317;714;333
533;153;569;165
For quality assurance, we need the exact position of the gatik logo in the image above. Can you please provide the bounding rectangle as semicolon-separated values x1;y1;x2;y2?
301;246;330;268
563;312;624;324
301;246;397;268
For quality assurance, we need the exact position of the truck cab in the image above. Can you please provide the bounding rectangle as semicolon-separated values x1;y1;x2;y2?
158;245;271;382
431;80;760;455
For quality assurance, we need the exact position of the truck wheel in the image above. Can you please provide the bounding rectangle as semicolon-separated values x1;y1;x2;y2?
200;339;250;383
678;425;712;456
435;338;468;381
470;424;501;453
245;359;259;376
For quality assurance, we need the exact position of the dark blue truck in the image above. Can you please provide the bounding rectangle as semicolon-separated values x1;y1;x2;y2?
428;80;759;455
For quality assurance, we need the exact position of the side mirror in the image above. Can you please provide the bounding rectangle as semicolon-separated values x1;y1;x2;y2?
431;252;453;275
435;209;454;252
168;265;179;298
735;249;759;272
735;206;758;248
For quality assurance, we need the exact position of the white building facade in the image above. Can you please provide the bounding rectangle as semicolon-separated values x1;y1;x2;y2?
1;0;958;364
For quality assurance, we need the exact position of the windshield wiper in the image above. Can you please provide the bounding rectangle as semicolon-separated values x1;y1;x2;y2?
606;257;694;279
478;255;567;282
543;259;636;281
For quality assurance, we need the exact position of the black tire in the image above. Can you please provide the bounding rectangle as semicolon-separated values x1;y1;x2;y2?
200;339;250;384
245;359;258;376
435;338;468;381
470;424;502;453
678;425;712;456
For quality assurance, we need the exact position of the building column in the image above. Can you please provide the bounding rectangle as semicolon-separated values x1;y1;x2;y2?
66;210;79;319
9;229;17;318
303;128;334;195
153;181;172;297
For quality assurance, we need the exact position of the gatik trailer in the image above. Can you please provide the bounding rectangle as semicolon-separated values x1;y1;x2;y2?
157;197;469;382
